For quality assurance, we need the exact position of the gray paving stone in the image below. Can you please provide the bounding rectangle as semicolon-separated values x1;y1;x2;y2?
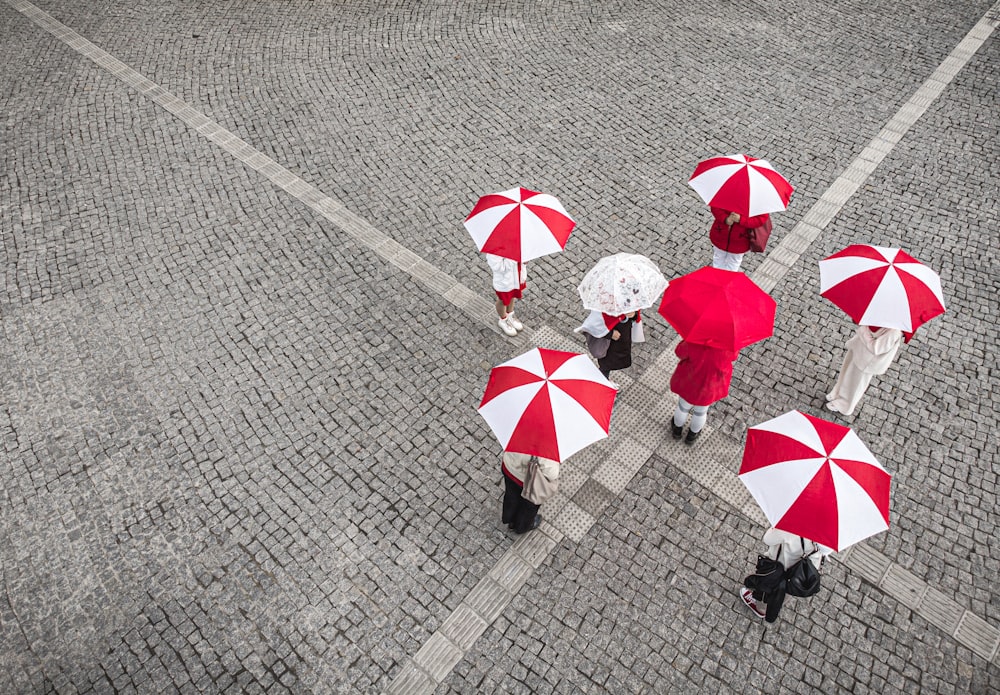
1;0;998;693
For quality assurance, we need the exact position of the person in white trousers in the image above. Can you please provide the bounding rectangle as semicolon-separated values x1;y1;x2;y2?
826;325;904;416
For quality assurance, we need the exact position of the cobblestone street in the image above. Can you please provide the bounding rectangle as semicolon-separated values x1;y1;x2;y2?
1;1;998;693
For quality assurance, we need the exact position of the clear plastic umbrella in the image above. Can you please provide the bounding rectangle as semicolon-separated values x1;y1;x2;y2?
577;253;668;315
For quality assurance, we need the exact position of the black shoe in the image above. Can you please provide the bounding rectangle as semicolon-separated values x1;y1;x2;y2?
517;514;543;534
684;429;701;445
671;422;683;440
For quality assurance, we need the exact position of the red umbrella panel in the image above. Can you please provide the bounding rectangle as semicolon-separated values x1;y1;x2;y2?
464;187;576;263
478;348;617;462
819;244;946;334
657;267;776;352
688;154;794;218
739;410;891;551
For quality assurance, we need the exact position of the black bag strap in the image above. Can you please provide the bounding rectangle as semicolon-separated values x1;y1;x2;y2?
799;536;824;569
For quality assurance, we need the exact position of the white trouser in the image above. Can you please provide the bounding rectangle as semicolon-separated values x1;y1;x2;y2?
674;397;709;433
826;352;875;416
712;247;745;272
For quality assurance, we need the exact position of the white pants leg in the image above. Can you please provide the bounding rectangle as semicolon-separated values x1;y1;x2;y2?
712;247;745;272
674;397;710;431
827;353;873;416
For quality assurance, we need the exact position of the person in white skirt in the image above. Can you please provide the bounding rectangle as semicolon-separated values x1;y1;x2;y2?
486;254;528;337
826;325;904;416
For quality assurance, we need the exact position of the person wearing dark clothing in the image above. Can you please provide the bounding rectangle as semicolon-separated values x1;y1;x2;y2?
740;528;833;622
575;310;645;386
500;452;559;534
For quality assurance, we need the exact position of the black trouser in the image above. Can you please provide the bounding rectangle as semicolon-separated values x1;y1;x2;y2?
502;475;540;533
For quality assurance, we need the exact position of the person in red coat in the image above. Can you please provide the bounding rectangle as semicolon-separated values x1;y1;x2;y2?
709;207;770;272
669;339;737;444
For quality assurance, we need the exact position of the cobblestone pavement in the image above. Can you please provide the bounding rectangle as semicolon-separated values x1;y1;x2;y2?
1;0;998;693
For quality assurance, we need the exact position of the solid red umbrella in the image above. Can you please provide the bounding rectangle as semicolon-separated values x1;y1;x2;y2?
688;154;794;218
657;267;776;351
739;410;891;551
464;187;576;263
819;244;946;334
478;347;617;462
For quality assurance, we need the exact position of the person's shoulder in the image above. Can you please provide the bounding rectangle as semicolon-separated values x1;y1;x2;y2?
763;527;795;544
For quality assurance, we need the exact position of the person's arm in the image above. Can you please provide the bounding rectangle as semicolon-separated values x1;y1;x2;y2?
740;212;770;229
870;328;903;355
710;207;731;224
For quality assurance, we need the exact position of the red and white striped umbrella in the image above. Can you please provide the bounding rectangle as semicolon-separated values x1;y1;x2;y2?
688;154;794;217
478;348;617;462
739;410;891;551
464;187;576;263
819;244;946;333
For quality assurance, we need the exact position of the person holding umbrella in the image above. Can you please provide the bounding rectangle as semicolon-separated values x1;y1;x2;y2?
740;528;834;622
669;340;737;444
486;253;528;337
576;310;643;384
464;186;577;338
737;410;892;621
574;253;667;385
657;267;777;443
687;154;794;272
478;347;618;534
819;244;946;416
825;325;904;416
500;451;558;533
708;207;771;272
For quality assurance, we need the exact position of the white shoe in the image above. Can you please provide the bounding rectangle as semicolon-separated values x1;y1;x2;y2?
506;313;524;331
498;316;518;337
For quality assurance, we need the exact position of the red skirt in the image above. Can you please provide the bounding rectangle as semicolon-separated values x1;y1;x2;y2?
495;283;526;304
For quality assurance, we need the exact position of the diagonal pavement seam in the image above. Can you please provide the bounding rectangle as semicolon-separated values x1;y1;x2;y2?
4;0;504;334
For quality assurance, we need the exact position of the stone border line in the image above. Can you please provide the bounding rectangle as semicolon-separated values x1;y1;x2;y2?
6;0;997;690
5;0;502;333
386;5;1000;689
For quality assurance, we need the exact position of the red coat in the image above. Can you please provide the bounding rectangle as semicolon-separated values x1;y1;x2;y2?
669;340;737;405
709;207;771;254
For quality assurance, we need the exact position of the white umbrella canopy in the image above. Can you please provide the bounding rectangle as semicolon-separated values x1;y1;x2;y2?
577;253;669;315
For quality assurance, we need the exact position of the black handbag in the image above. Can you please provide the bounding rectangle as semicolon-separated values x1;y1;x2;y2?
784;539;822;598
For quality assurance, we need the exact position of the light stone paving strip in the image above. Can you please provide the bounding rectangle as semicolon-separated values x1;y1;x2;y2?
8;0;998;690
750;4;1000;294
5;0;500;332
